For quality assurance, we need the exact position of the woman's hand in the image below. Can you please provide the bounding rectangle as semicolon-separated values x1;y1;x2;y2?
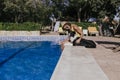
59;38;69;45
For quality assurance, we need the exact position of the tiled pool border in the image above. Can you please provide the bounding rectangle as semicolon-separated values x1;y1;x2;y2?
0;35;68;42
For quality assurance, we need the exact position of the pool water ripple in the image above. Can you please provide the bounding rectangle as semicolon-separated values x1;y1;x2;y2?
0;41;62;80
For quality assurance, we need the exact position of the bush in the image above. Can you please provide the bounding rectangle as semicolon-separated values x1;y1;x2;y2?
0;22;98;31
0;22;3;30
0;22;42;31
71;22;98;29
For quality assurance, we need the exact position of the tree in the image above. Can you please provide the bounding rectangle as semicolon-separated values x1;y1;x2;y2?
65;0;119;22
3;0;29;23
0;0;4;21
3;0;52;24
1;0;120;23
50;0;66;19
68;0;97;22
68;0;84;22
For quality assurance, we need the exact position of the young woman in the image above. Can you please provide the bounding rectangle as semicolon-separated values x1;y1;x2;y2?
60;22;83;49
60;22;96;50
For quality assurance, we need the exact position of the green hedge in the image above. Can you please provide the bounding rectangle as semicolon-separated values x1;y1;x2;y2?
0;22;98;31
72;22;98;29
0;23;2;30
0;22;42;31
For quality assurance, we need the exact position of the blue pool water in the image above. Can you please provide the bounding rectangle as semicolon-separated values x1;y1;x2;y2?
0;41;62;80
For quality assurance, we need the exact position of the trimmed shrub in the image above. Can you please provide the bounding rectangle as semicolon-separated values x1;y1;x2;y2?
0;22;42;31
0;22;3;30
0;22;98;31
71;22;98;29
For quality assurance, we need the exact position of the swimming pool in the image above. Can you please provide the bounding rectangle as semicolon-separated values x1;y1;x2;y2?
0;41;62;80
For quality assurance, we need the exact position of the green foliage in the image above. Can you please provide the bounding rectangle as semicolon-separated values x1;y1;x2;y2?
0;22;3;30
59;22;98;29
72;22;98;29
0;0;119;25
65;0;119;21
2;0;52;24
0;22;42;31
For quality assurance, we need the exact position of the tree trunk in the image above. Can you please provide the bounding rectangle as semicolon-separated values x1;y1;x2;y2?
77;8;81;22
15;15;18;23
77;12;81;22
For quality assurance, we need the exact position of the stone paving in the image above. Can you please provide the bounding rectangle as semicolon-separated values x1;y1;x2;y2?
51;46;109;80
45;32;120;80
84;36;120;80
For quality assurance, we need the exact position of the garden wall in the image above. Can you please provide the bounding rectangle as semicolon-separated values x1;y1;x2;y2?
0;31;40;36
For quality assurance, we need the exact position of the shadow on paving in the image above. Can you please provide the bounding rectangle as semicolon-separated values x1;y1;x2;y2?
96;41;120;50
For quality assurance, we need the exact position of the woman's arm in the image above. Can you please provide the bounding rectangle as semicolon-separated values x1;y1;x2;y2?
72;24;83;43
72;24;83;37
59;37;71;50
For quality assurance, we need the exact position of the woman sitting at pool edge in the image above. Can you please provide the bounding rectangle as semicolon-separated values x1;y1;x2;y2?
60;22;96;50
60;22;83;49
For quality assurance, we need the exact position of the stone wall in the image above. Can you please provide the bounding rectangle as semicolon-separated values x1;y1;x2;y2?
0;31;40;36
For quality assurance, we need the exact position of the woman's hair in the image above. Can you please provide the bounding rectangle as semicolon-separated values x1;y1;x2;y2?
62;22;71;31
